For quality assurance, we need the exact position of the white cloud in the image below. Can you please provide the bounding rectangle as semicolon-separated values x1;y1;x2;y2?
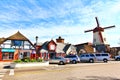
0;0;120;47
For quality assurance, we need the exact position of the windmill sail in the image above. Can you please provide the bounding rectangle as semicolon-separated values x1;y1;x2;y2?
103;25;115;29
95;17;100;27
84;29;93;33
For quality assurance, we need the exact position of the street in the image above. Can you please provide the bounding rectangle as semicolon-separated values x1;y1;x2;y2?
2;61;120;80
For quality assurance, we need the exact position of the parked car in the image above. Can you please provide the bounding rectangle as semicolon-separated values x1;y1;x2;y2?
49;56;70;65
79;53;96;63
95;53;110;62
64;54;80;64
114;55;120;61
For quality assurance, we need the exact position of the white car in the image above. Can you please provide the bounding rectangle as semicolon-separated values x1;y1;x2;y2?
79;53;96;63
80;53;110;63
49;56;70;65
64;55;80;64
95;53;110;62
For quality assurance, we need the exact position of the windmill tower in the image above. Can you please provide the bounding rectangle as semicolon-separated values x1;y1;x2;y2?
85;17;115;52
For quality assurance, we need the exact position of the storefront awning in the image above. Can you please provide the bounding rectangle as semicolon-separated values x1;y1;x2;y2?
2;49;15;52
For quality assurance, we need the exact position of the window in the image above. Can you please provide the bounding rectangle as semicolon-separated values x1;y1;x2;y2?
94;39;96;42
90;54;95;57
96;54;100;56
23;52;30;58
102;54;108;56
81;55;85;57
55;57;61;59
2;52;14;60
86;55;89;57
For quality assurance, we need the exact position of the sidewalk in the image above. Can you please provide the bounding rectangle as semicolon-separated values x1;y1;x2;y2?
0;62;11;69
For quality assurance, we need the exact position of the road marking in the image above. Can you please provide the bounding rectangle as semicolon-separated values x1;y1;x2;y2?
0;75;4;77
0;73;5;75
9;69;14;76
0;69;7;80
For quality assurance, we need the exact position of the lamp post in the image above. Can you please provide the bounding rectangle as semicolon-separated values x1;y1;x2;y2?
36;36;38;45
35;36;38;59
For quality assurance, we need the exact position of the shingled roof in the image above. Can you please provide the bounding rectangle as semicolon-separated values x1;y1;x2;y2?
0;37;6;44
0;31;34;47
7;31;28;40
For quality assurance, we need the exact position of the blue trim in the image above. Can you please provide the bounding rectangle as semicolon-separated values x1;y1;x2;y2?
2;49;15;52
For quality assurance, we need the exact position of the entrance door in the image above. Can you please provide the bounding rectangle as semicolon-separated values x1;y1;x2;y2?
49;52;56;59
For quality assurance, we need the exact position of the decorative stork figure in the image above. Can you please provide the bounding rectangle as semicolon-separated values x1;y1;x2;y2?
85;17;115;52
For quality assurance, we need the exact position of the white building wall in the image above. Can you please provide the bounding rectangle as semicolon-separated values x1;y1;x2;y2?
93;32;107;45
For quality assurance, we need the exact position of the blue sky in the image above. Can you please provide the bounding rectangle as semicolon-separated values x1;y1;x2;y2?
0;0;119;47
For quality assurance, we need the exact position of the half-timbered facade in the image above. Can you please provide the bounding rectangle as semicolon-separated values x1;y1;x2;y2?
0;31;34;61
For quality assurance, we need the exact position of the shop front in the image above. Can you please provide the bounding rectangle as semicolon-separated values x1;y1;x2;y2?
0;48;15;61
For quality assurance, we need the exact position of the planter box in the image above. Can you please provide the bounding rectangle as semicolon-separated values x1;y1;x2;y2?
10;61;49;68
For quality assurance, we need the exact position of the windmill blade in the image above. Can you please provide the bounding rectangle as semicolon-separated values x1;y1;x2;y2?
95;17;100;27
103;25;115;29
84;29;93;33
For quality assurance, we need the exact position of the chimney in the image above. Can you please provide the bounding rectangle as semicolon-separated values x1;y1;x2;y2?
56;36;64;43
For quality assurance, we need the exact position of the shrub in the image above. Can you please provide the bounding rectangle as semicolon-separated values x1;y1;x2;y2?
37;58;44;62
14;59;22;63
14;58;44;63
30;59;37;62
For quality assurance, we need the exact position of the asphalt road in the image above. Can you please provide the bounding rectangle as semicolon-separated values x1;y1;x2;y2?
2;61;120;80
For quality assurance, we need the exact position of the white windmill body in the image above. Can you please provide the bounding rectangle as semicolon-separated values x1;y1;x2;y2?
93;27;107;45
85;17;115;52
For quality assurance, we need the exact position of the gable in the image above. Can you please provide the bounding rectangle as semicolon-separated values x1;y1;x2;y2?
48;40;56;51
7;31;28;40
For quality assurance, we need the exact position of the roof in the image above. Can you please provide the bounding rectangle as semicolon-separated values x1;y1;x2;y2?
56;43;66;53
39;41;49;53
0;31;34;47
0;37;7;44
75;42;93;46
7;31;28;40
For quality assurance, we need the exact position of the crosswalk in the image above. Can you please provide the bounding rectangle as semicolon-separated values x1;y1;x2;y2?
0;69;8;80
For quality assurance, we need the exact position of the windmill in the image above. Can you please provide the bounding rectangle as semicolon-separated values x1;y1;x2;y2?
85;17;115;52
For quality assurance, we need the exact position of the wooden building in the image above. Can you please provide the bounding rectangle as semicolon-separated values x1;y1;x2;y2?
75;42;94;56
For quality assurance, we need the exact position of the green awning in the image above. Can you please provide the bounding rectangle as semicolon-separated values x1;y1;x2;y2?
2;49;15;52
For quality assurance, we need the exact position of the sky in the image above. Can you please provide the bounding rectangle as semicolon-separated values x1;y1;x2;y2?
0;0;120;47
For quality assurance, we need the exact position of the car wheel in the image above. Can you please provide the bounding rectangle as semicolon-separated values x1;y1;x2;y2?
89;59;94;63
72;60;77;64
59;61;64;65
116;58;120;61
103;59;108;63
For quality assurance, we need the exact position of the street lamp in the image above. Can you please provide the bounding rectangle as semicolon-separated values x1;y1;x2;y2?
35;36;38;45
35;36;38;59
